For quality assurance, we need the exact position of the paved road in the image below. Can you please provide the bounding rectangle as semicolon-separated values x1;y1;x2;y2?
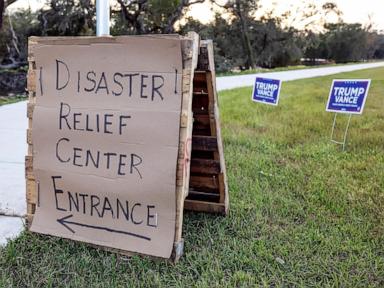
0;101;27;245
1;61;383;245
216;62;384;91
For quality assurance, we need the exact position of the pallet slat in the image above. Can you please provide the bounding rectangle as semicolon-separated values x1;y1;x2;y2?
184;199;226;214
192;136;218;151
189;175;219;191
187;190;220;202
190;159;220;174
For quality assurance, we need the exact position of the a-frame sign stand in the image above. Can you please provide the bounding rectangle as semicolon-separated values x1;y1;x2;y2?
26;34;228;262
185;40;229;214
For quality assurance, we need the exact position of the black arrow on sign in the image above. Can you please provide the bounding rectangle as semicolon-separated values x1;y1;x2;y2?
57;214;151;241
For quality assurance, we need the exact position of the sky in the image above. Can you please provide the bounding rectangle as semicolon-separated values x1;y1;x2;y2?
188;0;384;32
8;0;384;32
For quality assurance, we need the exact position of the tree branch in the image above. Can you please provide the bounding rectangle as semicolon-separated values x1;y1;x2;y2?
211;0;230;9
0;0;18;29
7;11;20;55
164;0;205;34
116;0;148;34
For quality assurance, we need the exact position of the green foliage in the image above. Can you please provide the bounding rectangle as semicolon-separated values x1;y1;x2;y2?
325;23;369;63
0;93;26;105
0;9;40;66
1;67;383;287
1;0;384;73
149;0;179;26
38;0;95;36
302;31;328;60
181;15;303;71
252;22;302;68
303;23;384;63
111;0;195;35
374;37;384;59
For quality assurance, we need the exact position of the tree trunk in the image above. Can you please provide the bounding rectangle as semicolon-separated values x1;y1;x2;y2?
0;0;18;30
235;0;256;69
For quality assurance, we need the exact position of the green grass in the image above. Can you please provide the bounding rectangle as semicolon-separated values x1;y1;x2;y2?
217;61;380;77
0;95;27;106
217;64;317;77
0;66;28;105
1;68;384;287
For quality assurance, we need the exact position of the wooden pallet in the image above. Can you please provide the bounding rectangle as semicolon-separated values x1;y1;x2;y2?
185;40;229;215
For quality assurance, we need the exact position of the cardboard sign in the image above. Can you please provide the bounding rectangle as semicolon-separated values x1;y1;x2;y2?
252;77;281;105
30;37;183;258
326;79;371;114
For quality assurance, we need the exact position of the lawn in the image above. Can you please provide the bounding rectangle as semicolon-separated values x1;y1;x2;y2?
0;95;27;106
216;61;371;77
1;68;383;287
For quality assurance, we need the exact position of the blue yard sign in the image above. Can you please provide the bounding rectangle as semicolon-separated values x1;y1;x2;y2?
326;79;371;114
252;77;282;106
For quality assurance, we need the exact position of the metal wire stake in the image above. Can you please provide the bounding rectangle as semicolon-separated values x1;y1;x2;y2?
330;112;338;140
330;113;353;151
342;114;352;151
